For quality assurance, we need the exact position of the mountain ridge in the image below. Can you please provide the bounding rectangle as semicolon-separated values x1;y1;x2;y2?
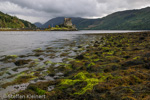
34;22;42;28
88;6;150;30
38;7;150;30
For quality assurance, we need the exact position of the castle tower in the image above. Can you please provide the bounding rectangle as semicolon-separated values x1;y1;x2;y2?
64;18;73;27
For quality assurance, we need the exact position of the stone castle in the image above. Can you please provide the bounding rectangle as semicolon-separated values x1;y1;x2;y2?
64;18;73;27
59;18;76;29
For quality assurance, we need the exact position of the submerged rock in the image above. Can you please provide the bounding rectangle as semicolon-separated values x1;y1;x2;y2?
144;53;150;57
124;60;144;66
75;55;84;60
14;59;32;66
144;63;150;69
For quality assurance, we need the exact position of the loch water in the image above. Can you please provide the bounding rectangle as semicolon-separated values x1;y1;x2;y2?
0;30;140;56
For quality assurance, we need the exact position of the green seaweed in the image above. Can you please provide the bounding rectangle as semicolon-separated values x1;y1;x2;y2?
36;88;46;95
2;55;18;61
44;60;53;65
7;55;18;58
87;62;95;68
34;59;39;62
133;56;141;60
61;72;110;95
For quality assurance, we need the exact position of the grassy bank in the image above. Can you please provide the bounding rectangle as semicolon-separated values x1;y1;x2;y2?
45;27;77;31
2;32;150;100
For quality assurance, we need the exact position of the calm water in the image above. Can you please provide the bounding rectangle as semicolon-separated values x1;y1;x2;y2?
0;30;141;56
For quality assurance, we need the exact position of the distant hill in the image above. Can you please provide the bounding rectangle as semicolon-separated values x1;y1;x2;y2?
42;17;66;28
87;7;150;30
34;22;42;28
41;17;99;30
0;11;36;28
41;7;150;30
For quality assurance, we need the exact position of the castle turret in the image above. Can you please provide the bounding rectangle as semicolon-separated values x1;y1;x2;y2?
64;18;73;27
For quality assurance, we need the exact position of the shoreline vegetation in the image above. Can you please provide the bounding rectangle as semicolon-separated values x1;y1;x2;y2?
0;27;77;31
0;32;150;100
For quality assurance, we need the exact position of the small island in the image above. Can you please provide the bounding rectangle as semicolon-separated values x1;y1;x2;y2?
45;18;77;31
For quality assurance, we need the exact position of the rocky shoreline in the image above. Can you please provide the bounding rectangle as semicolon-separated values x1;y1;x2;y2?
0;32;150;100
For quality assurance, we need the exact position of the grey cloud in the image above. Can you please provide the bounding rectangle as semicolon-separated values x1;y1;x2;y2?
2;0;97;14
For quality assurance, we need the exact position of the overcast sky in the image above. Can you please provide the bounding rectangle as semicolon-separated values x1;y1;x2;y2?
0;0;149;24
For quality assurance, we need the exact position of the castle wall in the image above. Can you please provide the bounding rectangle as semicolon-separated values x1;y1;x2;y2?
64;18;73;26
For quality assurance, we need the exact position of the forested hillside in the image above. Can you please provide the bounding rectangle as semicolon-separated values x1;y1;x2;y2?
0;11;36;28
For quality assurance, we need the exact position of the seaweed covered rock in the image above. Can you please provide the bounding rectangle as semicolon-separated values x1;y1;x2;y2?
14;59;32;66
0;55;18;63
75;55;84;60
